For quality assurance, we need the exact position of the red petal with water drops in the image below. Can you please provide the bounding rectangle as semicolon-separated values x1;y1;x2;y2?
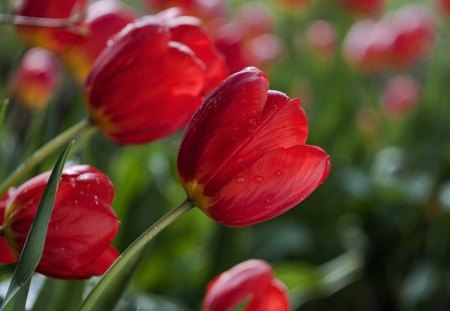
3;165;119;279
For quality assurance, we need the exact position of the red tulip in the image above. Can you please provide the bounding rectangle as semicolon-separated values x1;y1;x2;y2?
15;0;87;53
178;67;330;227
385;5;435;67
342;20;393;71
85;16;209;144
382;74;419;118
9;48;61;110
61;0;138;82
202;259;289;311
0;165;119;279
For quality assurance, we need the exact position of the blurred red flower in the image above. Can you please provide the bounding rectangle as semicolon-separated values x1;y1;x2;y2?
9;48;61;110
214;2;283;73
0;165;119;279
343;5;435;71
85;13;226;144
382;74;420;118
178;67;330;227
61;0;138;82
15;0;87;53
202;259;289;311
339;0;385;16
306;20;336;61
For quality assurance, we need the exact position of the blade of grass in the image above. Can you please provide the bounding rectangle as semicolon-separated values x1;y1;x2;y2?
0;99;8;130
77;199;194;311
0;142;73;311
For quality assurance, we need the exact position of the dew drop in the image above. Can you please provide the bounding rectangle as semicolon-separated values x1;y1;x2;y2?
257;163;263;169
290;160;296;165
235;176;246;183
253;176;264;183
274;170;282;176
248;118;257;125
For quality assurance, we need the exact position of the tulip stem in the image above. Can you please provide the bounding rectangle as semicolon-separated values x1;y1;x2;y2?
0;13;83;28
0;119;94;196
77;199;194;311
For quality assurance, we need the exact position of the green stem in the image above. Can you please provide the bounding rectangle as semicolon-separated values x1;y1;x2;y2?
77;199;194;311
0;119;94;196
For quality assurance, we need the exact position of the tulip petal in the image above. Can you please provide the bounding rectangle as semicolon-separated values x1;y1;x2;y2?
179;67;269;184
254;280;290;311
203;259;273;311
85;19;205;144
166;16;228;92
202;145;330;227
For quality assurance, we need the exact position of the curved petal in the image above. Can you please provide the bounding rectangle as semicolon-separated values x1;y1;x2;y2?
166;16;228;92
203;260;273;311
4;165;119;279
178;67;269;184
202;145;330;227
255;280;290;311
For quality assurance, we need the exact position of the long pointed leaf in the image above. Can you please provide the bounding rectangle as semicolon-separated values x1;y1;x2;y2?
0;142;73;310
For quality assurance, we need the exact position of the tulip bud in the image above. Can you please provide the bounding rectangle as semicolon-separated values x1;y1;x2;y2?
85;13;227;144
202;259;289;311
15;0;87;53
178;67;330;227
1;165;119;279
9;48;60;110
61;0;138;83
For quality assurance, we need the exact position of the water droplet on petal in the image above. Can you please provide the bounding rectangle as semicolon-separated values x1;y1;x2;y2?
235;176;246;183
290;160;296;165
248;118;257;125
274;170;282;176
253;176;264;183
257;163;263;169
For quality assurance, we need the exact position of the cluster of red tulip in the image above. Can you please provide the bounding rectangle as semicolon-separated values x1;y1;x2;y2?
0;0;331;309
343;4;435;72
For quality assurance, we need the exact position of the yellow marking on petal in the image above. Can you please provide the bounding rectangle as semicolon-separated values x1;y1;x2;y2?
88;106;121;136
184;180;210;209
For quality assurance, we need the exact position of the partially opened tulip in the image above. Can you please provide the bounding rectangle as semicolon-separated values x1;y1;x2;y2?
178;67;330;227
0;165;119;279
9;47;61;110
85;13;227;144
203;259;289;311
15;0;87;53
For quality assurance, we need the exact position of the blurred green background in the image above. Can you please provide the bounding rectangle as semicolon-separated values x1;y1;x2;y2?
2;0;450;310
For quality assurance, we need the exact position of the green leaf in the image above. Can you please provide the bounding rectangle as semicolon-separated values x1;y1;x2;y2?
0;142;73;311
0;99;8;129
77;200;193;311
